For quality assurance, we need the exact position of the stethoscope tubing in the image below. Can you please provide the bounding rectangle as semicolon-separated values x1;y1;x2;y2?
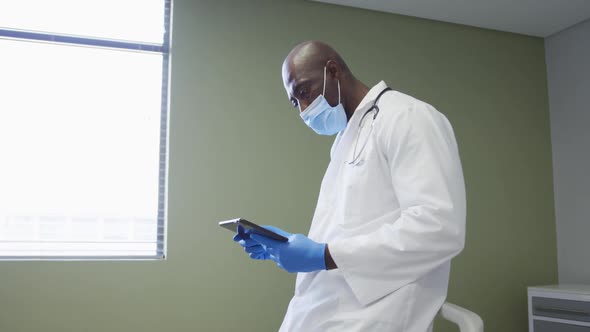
348;87;393;165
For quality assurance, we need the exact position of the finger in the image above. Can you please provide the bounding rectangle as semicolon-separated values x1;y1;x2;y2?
233;233;243;242
250;233;281;247
233;225;245;242
269;253;279;263
233;225;251;242
250;252;269;260
238;238;260;248
245;245;265;255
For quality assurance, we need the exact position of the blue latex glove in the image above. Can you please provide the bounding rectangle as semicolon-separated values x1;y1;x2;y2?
233;225;270;260
249;225;327;273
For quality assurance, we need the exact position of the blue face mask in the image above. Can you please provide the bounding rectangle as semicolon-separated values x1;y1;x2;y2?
299;67;347;135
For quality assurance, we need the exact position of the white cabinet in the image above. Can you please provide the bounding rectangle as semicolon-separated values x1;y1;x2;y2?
528;285;590;332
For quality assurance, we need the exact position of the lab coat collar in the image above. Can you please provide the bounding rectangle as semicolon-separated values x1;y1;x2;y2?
344;80;390;135
353;80;389;118
331;81;390;161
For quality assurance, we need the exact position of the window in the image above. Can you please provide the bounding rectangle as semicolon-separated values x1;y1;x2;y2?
0;0;171;259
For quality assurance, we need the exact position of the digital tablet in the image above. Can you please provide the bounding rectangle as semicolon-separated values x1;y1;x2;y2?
218;218;288;242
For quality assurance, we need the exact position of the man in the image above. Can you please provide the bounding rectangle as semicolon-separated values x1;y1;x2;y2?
233;41;466;332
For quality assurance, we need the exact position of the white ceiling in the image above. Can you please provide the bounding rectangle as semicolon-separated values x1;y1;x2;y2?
312;0;590;37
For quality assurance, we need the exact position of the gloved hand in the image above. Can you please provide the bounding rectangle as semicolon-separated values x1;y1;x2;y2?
233;225;270;260
249;225;327;273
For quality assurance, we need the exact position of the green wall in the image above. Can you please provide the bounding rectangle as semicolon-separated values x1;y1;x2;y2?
0;1;557;331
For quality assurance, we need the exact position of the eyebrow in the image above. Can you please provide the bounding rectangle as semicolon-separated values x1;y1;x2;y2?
292;79;311;97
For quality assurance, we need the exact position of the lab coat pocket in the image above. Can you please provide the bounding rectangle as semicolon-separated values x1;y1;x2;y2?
326;284;418;331
338;148;384;229
339;161;369;226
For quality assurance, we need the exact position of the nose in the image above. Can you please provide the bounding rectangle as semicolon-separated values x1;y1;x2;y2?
299;101;311;113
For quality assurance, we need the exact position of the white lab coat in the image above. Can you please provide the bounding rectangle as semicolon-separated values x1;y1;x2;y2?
278;81;466;332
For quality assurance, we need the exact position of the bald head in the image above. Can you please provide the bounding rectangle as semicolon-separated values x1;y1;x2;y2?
282;41;357;113
282;41;350;85
281;41;369;120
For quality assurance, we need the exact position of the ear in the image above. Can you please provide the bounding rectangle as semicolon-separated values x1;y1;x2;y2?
325;60;341;80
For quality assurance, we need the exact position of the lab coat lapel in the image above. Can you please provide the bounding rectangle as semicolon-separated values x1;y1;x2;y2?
329;81;389;166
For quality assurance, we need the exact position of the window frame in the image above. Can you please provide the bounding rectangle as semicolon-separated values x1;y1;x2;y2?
0;0;172;260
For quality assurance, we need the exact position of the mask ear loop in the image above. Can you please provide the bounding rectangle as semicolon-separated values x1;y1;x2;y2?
322;66;327;95
337;79;341;104
324;66;341;104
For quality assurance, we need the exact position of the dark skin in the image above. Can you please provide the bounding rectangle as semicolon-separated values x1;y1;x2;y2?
281;41;371;270
282;41;370;118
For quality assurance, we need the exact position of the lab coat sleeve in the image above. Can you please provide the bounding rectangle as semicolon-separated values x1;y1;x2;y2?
328;100;466;306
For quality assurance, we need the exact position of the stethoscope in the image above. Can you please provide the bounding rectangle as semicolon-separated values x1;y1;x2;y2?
348;87;393;165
